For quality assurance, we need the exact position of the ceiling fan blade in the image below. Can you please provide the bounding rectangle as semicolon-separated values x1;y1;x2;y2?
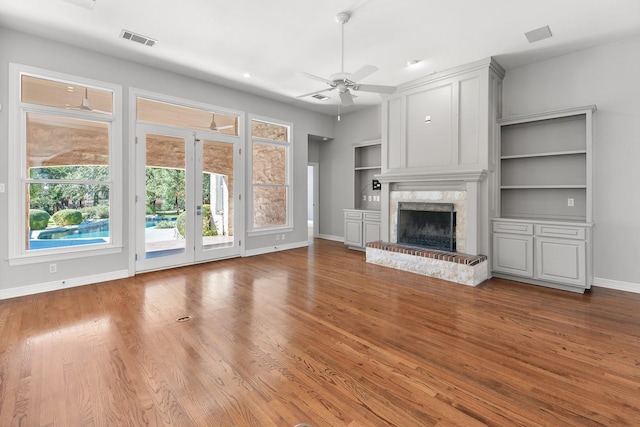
340;90;354;107
212;125;234;131
353;83;396;94
296;87;336;99
299;71;334;86
349;65;378;82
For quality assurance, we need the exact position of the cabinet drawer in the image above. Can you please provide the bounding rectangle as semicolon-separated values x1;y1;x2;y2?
363;212;381;222
493;221;533;235
344;211;363;220
535;224;585;240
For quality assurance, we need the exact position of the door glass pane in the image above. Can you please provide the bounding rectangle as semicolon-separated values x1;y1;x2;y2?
201;140;234;250
145;134;186;259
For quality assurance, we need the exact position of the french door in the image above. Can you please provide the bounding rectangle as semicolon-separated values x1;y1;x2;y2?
135;123;241;271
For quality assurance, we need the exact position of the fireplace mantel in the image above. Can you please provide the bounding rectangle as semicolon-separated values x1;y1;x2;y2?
376;169;487;185
376;169;488;256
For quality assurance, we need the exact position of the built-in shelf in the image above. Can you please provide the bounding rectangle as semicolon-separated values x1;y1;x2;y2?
500;185;587;190
500;150;587;160
354;140;382;211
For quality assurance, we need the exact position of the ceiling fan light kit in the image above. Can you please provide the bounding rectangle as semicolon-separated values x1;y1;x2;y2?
298;11;396;107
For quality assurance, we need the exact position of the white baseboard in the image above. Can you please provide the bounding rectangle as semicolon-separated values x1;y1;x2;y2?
593;277;640;294
244;241;309;257
317;234;344;242
0;270;130;300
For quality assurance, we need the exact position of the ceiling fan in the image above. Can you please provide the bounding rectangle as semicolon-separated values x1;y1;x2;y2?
298;11;396;107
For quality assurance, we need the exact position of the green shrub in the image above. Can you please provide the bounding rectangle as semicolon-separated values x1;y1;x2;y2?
79;205;110;219
29;209;50;230
176;211;186;238
154;220;176;229
202;205;218;237
51;209;83;226
176;206;218;238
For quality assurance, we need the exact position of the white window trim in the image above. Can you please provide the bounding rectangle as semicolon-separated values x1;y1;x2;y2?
247;114;293;236
7;63;123;266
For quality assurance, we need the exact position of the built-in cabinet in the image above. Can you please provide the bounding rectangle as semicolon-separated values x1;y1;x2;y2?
344;140;382;250
344;209;381;250
492;105;595;293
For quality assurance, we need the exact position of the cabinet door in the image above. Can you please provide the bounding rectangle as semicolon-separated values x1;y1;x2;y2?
363;221;381;245
344;219;363;247
493;233;534;277
535;237;586;287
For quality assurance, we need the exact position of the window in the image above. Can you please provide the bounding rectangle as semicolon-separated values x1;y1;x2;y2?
8;65;122;263
250;117;292;232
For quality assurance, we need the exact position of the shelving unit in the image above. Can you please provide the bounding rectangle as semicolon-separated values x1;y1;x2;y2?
344;140;382;250
492;105;596;293
354;141;381;210
498;110;592;222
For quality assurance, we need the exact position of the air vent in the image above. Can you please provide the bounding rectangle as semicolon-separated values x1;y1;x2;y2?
525;25;552;43
312;94;329;101
120;30;157;47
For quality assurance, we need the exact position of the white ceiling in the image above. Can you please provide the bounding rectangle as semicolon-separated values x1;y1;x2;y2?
1;0;639;115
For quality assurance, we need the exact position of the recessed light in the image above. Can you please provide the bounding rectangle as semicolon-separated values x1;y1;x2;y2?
406;60;420;67
312;94;329;101
243;73;252;78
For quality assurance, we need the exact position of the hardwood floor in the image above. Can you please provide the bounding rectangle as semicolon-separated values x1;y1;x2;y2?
1;239;640;426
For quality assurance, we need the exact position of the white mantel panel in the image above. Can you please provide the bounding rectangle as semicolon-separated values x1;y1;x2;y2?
406;83;454;168
386;97;402;170
459;76;480;166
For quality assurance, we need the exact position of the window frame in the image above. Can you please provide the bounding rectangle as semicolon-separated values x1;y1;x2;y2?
247;114;293;236
7;64;123;265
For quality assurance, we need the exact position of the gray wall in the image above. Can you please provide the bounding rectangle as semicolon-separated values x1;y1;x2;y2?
502;35;640;289
318;106;381;239
0;27;334;293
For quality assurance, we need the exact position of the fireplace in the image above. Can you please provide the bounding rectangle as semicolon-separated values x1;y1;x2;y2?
397;202;456;251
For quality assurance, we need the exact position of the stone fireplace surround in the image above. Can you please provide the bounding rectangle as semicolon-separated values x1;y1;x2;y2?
367;170;489;286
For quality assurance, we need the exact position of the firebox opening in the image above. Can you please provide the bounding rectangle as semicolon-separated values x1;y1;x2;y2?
397;202;456;252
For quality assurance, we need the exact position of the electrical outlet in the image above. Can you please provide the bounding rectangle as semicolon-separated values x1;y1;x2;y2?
368;196;372;201
567;198;575;207
276;234;280;241
0;183;5;193
49;263;57;273
281;234;285;241
362;195;367;201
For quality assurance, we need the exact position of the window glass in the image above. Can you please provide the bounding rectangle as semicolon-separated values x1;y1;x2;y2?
137;98;238;136
250;117;291;231
251;120;288;142
252;143;286;185
21;75;113;114
253;187;287;228
27;112;109;174
12;70;119;256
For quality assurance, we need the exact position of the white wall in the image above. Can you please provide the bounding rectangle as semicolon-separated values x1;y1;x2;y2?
502;35;640;291
318;106;381;239
0;27;335;296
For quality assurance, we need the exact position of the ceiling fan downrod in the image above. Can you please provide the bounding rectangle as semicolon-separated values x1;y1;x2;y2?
335;12;350;74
